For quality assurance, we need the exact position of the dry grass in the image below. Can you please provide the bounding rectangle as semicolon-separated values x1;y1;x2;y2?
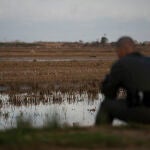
0;44;149;92
0;61;112;93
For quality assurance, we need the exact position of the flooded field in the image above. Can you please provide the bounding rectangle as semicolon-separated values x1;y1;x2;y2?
0;57;115;62
0;91;103;129
0;44;148;130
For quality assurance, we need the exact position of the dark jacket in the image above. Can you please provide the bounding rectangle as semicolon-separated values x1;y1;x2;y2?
101;52;150;106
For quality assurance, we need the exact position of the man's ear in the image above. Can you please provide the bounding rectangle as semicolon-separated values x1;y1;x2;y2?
124;43;133;53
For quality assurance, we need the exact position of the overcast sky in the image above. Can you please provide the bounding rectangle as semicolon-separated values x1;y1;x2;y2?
0;0;150;42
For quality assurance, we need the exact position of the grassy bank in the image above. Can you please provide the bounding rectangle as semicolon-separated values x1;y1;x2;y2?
0;125;150;150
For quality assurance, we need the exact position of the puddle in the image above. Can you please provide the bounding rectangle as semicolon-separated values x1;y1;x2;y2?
0;92;103;129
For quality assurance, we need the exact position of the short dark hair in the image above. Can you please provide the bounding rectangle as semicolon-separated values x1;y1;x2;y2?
116;36;135;48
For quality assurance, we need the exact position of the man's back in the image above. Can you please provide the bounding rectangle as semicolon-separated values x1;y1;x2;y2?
118;52;150;92
101;52;150;106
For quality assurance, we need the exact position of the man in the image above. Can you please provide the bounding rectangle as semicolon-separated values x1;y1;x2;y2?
96;36;150;125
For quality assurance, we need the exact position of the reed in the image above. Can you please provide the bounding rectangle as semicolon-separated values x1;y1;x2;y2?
0;60;112;93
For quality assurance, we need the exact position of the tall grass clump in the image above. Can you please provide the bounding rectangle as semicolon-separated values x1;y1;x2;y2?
16;116;32;130
44;114;61;130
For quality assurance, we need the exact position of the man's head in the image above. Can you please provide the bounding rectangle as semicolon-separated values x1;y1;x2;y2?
116;36;135;58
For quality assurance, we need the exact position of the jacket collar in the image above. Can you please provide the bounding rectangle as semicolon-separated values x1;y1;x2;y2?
127;52;142;57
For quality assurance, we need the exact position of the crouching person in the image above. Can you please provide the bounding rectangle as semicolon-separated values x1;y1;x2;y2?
96;36;150;125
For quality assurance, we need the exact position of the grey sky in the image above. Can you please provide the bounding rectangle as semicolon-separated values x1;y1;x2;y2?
0;0;150;42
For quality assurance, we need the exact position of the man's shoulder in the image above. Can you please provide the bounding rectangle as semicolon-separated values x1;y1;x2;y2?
122;52;150;63
113;52;150;73
112;52;144;69
118;52;145;64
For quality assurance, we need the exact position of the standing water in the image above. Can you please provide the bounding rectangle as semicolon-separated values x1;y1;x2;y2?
0;91;103;129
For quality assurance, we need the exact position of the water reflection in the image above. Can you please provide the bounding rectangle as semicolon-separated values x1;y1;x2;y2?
0;92;103;130
0;57;115;62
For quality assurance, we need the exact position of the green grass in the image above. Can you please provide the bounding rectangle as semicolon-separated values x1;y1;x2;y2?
0;125;150;149
0;117;150;149
0;128;122;146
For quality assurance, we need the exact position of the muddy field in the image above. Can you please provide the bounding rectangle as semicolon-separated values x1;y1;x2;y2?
0;43;150;149
0;43;150;128
0;43;149;93
0;43;117;129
